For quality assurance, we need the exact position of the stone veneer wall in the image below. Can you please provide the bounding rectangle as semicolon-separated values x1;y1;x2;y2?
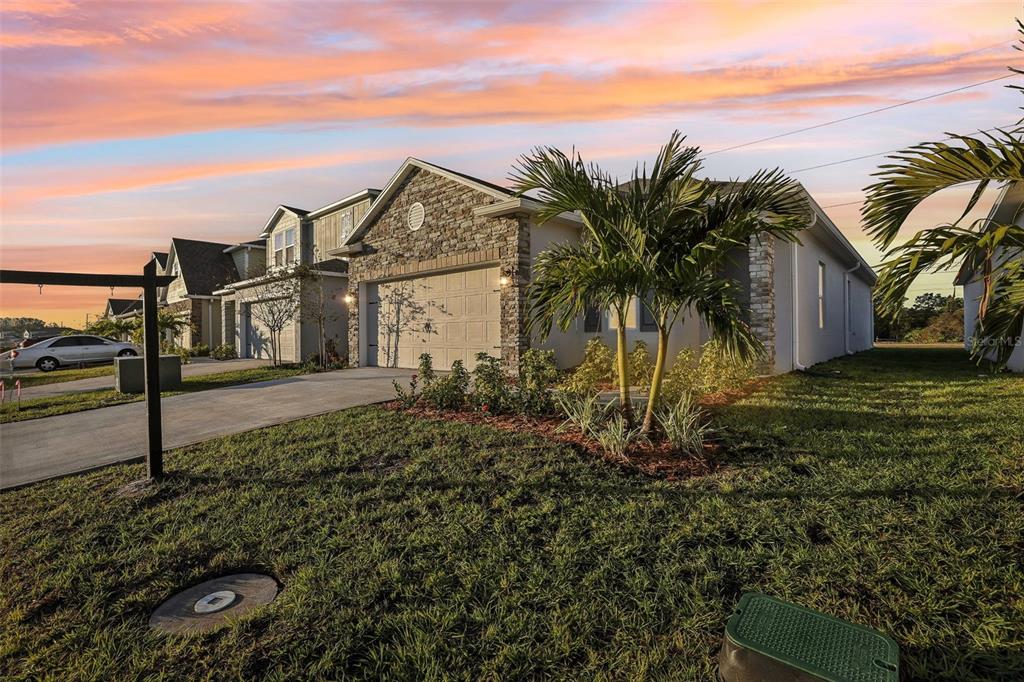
345;168;530;372
748;236;776;372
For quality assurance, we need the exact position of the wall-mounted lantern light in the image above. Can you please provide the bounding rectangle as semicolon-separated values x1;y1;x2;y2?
343;293;355;306
498;266;516;288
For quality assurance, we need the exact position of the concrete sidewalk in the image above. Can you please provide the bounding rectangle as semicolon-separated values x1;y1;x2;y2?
0;367;408;489
15;358;272;400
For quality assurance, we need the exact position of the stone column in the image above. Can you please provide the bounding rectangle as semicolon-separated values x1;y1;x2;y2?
748;236;776;373
221;299;236;351
499;217;531;374
346;286;360;367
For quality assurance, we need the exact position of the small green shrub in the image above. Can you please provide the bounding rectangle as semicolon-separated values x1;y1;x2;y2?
657;392;712;456
210;344;237;361
554;392;609;439
595;413;645;459
418;353;435;387
471;353;511;413
518;348;558;416
561;338;615;395
422;360;470;410
188;343;210;358
165;345;191;365
628;340;655;386
662;339;755;404
393;374;419;409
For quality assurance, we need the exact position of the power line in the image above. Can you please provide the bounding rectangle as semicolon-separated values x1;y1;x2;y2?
790;126;1007;174
705;73;1017;157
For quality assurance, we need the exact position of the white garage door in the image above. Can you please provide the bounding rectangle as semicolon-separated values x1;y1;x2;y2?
247;305;297;363
368;266;500;370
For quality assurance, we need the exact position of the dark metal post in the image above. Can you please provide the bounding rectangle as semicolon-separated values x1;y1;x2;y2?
142;260;163;480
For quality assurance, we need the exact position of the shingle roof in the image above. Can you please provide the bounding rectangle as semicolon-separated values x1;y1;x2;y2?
106;298;143;316
170;237;241;295
279;205;309;216
151;252;169;269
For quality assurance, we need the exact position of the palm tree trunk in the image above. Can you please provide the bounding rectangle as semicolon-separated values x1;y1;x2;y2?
642;323;670;434
615;303;633;423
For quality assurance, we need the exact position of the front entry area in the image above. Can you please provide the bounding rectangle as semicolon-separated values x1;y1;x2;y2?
365;266;501;369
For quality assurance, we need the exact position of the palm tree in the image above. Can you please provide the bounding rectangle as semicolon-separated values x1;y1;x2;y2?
636;165;807;432
862;26;1024;366
511;146;646;420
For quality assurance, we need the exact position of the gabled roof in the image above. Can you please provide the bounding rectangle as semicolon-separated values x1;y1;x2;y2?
344;158;514;245
259;205;308;239
168;237;240;295
150;252;168;269
105;298;142;316
307;188;381;219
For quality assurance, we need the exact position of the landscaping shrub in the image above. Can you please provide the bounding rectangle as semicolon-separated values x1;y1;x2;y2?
595;413;645;458
471;353;512;413
392;374;419;409
166;345;191;365
560;337;615;395
662;339;755;403
210;344;237;361
421;359;470;410
657;392;711;456
628;340;655;387
417;352;435;387
188;343;210;358
554;392;608;439
518;348;558;415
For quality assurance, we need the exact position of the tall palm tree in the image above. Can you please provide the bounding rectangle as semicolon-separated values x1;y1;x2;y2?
637;166;807;432
863;26;1024;366
511;145;651;420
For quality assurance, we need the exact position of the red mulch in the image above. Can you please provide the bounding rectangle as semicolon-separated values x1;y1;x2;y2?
386;403;720;481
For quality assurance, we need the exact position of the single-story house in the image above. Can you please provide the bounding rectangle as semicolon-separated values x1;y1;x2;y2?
214;191;378;363
955;181;1023;372
103;298;142;319
330;157;876;374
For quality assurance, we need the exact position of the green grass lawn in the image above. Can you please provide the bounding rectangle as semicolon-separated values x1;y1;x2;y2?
1;348;1021;680
7;364;114;389
0;366;308;423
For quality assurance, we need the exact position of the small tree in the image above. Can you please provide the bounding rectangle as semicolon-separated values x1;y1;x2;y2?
128;308;192;348
297;248;343;370
249;270;302;366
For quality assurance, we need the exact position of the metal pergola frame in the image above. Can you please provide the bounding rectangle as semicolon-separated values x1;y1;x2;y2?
1;261;177;480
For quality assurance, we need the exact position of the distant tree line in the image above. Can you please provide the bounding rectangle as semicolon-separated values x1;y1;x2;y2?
0;317;62;333
874;293;964;343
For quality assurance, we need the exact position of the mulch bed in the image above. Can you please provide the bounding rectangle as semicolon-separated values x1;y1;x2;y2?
386;403;720;480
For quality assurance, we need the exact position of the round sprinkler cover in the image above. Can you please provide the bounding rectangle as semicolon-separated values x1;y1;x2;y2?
149;573;278;634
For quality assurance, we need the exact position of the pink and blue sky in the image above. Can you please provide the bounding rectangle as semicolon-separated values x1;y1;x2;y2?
1;0;1021;325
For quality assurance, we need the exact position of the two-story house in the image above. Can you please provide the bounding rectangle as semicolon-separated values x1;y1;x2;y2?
214;190;378;363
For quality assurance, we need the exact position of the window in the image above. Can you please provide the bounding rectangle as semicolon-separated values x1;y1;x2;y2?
340;209;353;240
81;336;109;345
49;337;81;348
818;261;826;329
639;290;658;332
274;227;296;266
584;304;603;333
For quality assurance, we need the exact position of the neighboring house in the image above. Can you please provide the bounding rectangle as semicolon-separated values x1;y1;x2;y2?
333;157;876;373
954;181;1024;372
162;237;260;350
214;191;377;363
103;298;142;319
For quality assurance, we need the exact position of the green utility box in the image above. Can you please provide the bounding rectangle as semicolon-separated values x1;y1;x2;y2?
115;355;182;394
719;593;899;682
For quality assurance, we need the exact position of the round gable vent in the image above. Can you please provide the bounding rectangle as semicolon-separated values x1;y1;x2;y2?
407;202;425;231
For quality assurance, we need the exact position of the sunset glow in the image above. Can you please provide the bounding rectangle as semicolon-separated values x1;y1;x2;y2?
2;0;1021;325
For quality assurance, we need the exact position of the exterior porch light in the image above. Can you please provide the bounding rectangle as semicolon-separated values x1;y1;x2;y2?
498;266;516;288
343;293;355;306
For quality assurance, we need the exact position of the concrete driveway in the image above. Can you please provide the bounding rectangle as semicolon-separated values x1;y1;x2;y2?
0;367;410;489
13;358;272;400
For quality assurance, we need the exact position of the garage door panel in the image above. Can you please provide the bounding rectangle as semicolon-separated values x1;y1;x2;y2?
373;266;500;370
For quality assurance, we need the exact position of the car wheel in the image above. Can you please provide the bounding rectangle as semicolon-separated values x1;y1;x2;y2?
36;357;59;372
117;349;137;357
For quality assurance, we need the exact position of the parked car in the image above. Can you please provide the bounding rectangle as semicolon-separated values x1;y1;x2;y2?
4;335;141;371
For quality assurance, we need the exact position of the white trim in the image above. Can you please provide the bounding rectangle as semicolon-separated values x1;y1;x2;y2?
843;262;861;355
306;188;380;219
259;205;307;239
223;243;265;254
473;197;583;225
802;190;876;285
344;157;512;246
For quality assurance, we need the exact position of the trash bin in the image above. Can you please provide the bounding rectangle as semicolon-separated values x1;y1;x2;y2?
115;355;182;394
718;593;899;682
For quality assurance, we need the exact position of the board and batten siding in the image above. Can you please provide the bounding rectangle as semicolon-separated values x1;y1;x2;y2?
312;198;372;258
266;213;302;269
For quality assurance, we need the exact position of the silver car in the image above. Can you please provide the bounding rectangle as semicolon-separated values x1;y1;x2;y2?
7;335;141;371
